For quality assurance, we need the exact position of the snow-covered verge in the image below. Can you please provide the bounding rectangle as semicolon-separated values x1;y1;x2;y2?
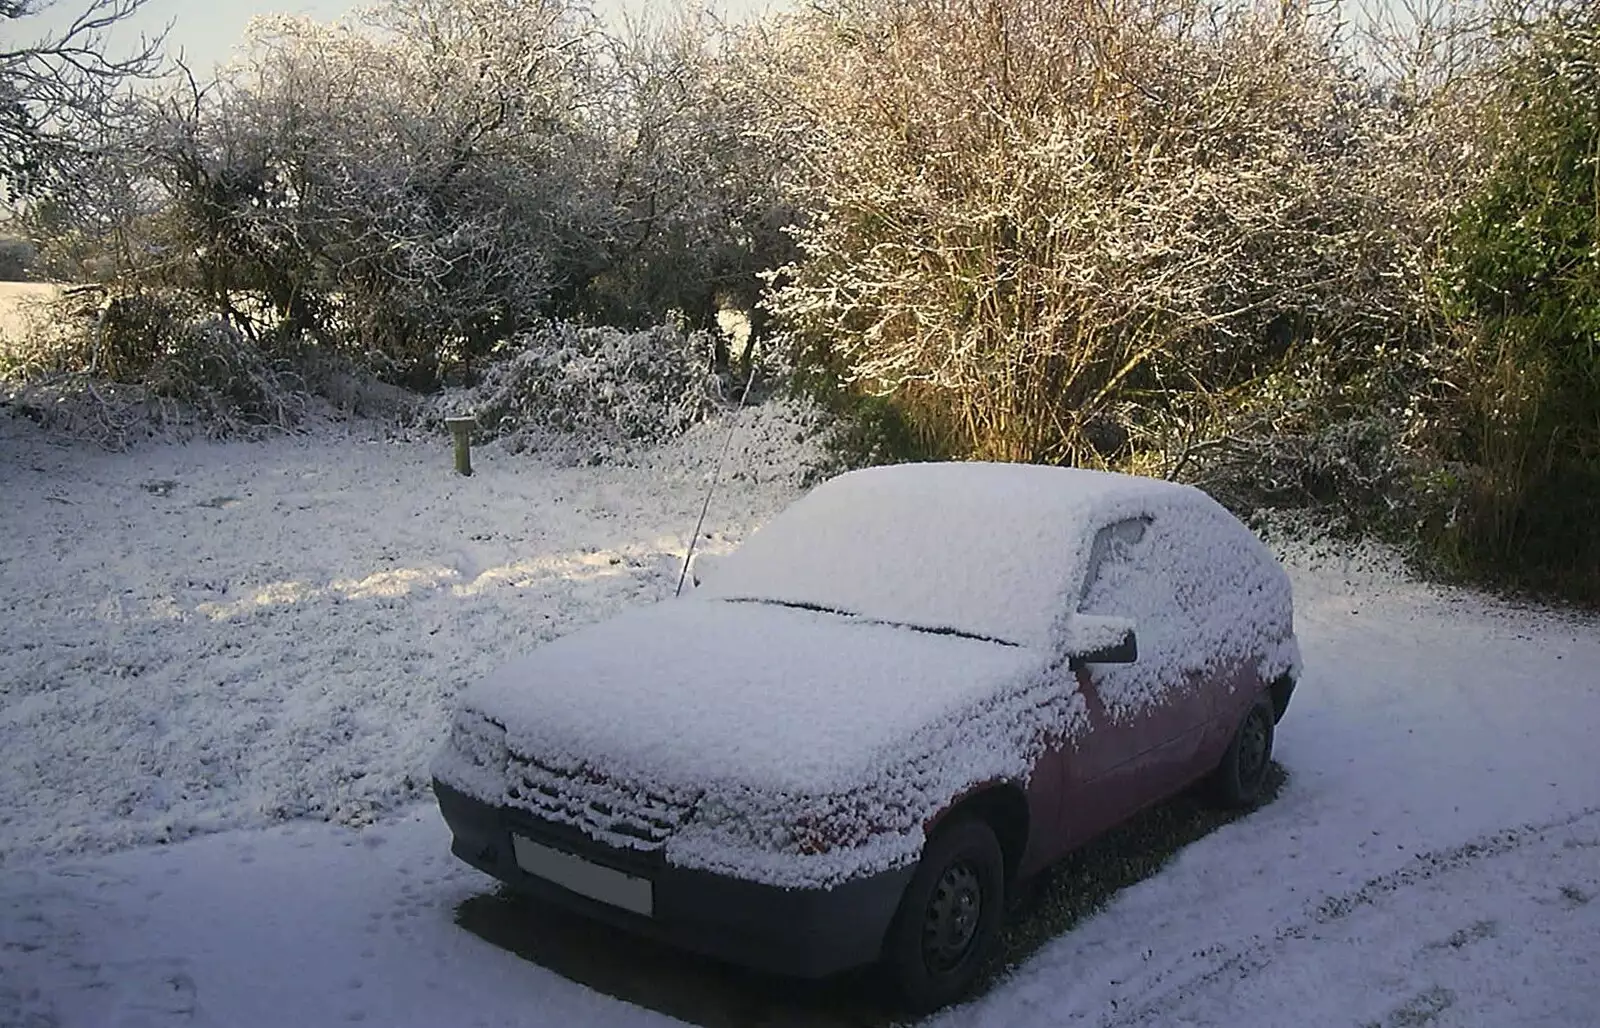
4;407;1599;1028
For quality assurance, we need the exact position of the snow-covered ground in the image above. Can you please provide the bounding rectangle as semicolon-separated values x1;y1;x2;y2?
3;408;1598;1028
0;406;813;864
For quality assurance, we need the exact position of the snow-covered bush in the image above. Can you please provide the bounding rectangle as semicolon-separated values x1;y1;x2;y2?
637;395;837;492
1430;1;1600;602
578;6;797;331
426;321;723;458
145;318;307;432
106;1;612;388
1187;416;1420;535
1;292;308;448
752;0;1467;474
85;0;791;388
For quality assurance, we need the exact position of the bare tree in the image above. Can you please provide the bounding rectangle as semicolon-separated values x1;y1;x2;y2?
1;0;165;201
583;5;798;335
115;2;614;382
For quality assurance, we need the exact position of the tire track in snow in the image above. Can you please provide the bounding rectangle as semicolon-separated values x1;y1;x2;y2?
1099;804;1600;1027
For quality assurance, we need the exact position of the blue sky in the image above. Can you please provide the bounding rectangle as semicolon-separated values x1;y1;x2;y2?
20;0;786;70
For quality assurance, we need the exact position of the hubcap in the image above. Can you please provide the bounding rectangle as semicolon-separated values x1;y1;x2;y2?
1239;708;1270;785
922;859;983;973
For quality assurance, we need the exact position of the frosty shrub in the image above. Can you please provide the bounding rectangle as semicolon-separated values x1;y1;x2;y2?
106;0;612;389
290;345;421;423
1137;332;1460;538
755;0;1452;468
1;292;308;448
575;6;798;333
145;318;307;432
1430;0;1600;601
23;0;802;390
428;321;723;457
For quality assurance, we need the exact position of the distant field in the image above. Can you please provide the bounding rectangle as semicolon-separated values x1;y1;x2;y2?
0;281;64;346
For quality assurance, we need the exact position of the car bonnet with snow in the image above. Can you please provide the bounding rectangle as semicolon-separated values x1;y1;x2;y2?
440;598;1044;797
434;596;1056;885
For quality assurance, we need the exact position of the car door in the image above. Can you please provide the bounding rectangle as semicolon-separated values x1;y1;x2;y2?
1053;518;1161;845
1058;514;1213;843
1136;512;1234;778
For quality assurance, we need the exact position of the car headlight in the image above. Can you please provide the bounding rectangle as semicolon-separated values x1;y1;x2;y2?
689;794;791;852
446;712;508;773
667;789;924;885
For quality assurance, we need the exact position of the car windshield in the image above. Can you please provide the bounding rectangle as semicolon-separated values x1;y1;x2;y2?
698;463;1116;650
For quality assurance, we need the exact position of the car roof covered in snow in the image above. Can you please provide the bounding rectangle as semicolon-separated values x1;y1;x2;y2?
700;461;1205;650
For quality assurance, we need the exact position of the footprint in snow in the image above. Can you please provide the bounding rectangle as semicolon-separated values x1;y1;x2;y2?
103;961;205;1028
1361;986;1455;1028
1423;918;1499;951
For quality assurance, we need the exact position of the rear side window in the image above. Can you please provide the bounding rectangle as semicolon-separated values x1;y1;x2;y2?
1079;516;1151;605
1078;515;1175;628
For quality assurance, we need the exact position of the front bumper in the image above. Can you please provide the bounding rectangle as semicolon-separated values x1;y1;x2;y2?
433;778;914;979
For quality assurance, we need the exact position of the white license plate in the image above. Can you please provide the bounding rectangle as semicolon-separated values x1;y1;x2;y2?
511;835;654;917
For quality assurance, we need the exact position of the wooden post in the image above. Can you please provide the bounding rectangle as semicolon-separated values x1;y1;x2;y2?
444;415;476;476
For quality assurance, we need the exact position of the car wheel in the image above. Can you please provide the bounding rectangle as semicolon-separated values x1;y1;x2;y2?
884;817;1006;1014
1210;694;1276;808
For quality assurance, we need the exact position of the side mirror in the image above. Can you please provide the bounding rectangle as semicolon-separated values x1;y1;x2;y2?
1063;614;1138;670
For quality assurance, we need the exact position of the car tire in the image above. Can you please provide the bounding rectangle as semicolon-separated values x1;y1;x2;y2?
1210;694;1276;808
883;817;1006;1014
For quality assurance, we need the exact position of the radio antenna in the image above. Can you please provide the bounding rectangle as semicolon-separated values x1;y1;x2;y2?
675;356;762;597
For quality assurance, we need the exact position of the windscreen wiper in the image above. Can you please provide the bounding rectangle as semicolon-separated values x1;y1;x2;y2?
721;597;1020;648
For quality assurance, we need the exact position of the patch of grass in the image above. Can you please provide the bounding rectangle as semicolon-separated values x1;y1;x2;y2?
984;762;1289;985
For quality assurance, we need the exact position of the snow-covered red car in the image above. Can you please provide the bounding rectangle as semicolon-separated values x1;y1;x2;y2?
431;462;1301;1010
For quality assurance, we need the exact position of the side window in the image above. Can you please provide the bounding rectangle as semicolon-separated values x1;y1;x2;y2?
1079;516;1151;607
1166;506;1244;618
